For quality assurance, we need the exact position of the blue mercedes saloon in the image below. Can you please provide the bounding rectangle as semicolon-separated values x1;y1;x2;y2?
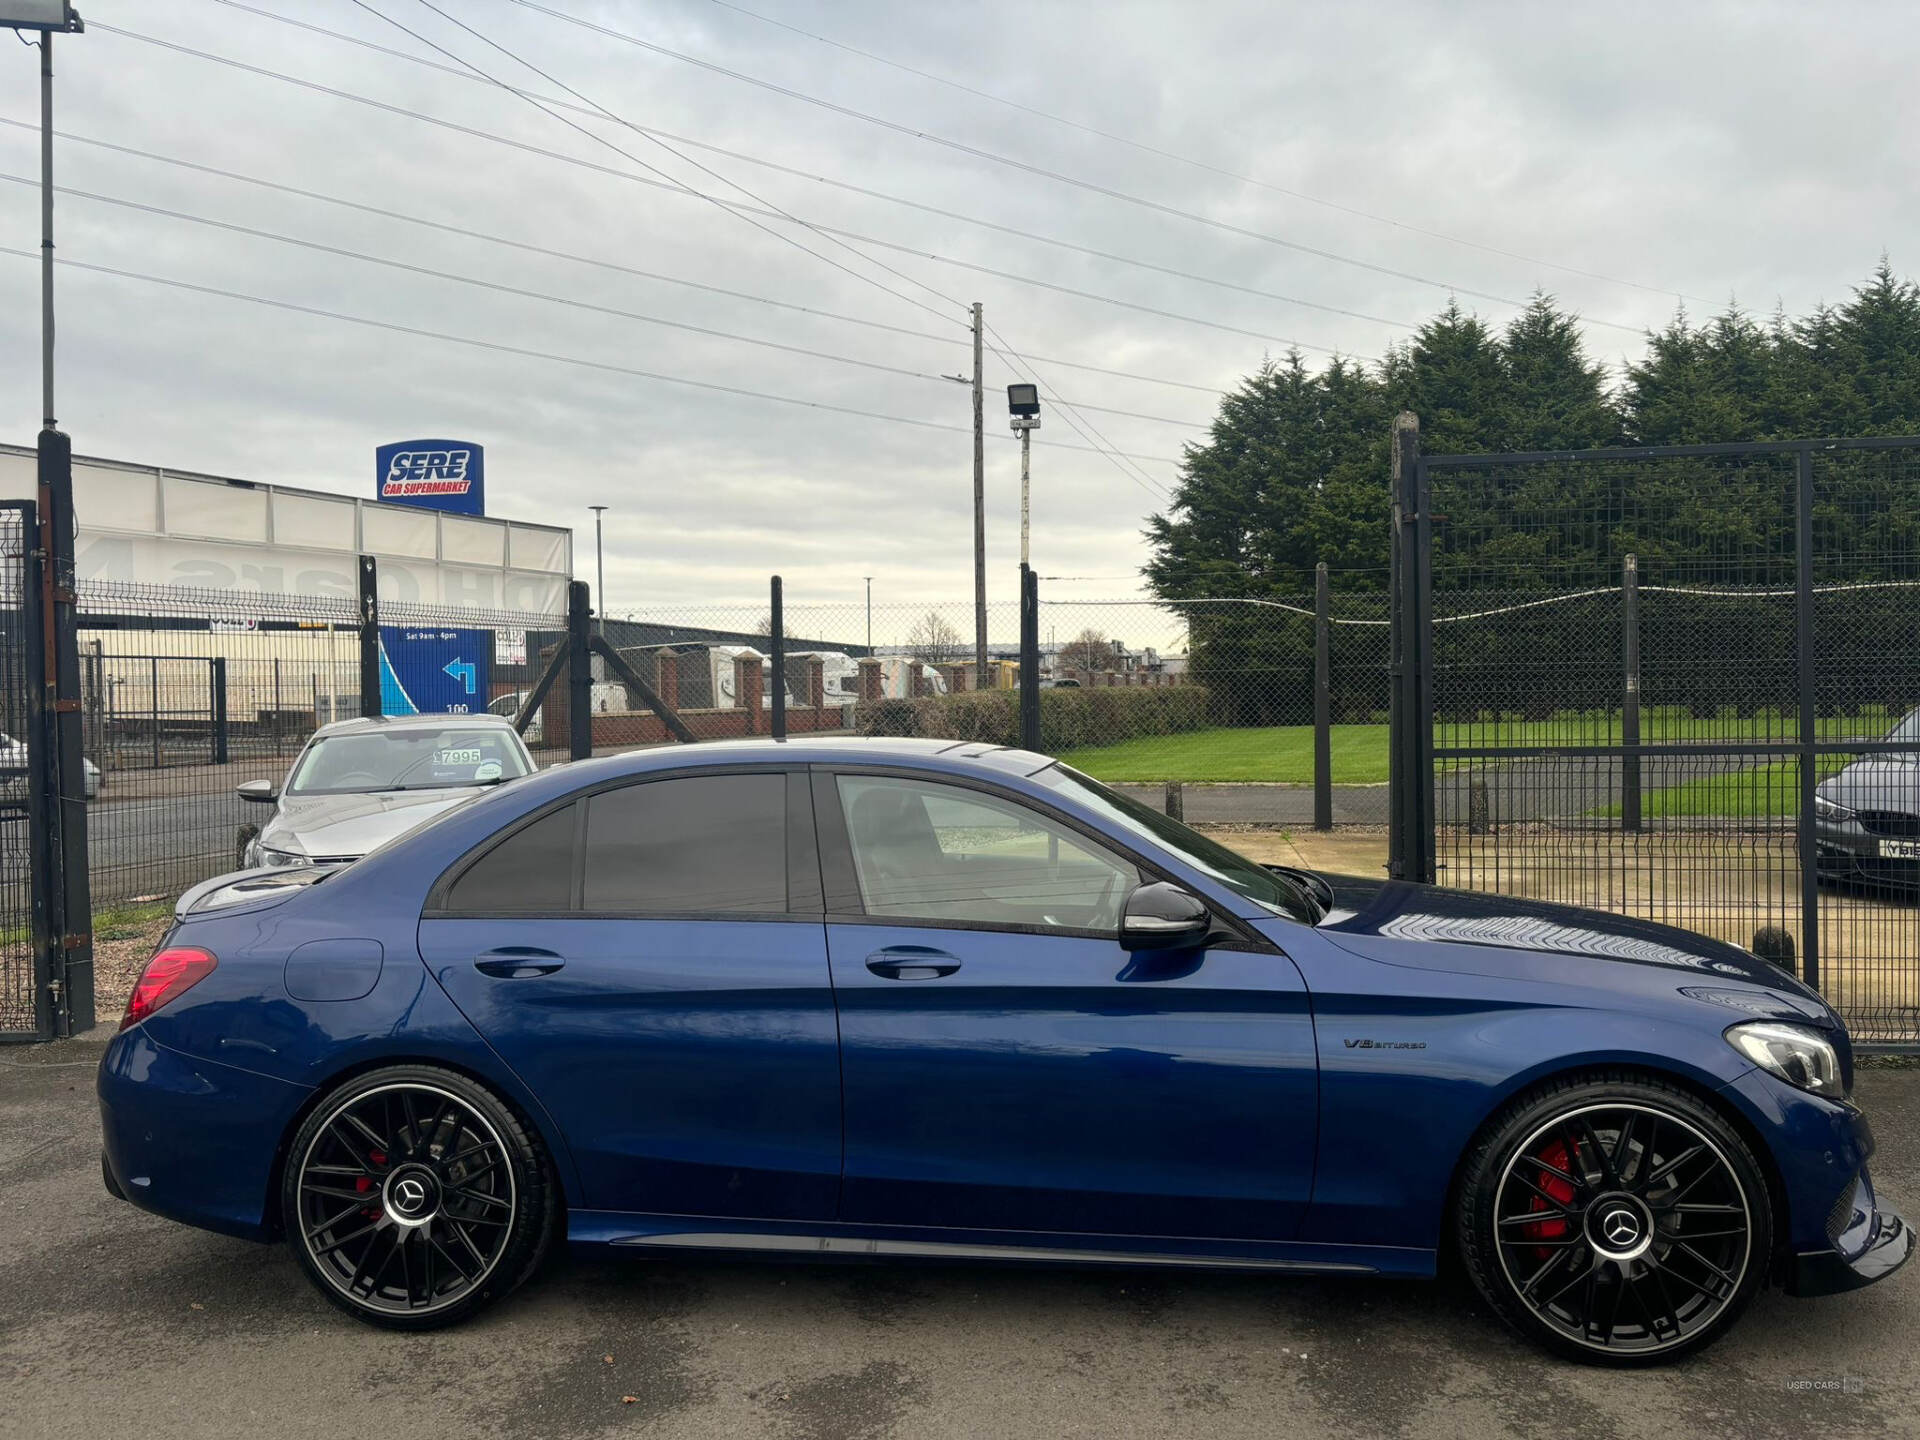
98;738;1909;1364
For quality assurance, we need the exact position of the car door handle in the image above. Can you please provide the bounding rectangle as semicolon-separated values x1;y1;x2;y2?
474;948;565;978
864;947;961;980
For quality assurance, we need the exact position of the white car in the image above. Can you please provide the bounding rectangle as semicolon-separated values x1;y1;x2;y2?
0;730;101;800
235;713;534;869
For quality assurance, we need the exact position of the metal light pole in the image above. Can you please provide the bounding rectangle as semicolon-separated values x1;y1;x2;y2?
1007;384;1041;568
588;504;607;634
10;1;89;1038
970;302;986;687
863;575;872;652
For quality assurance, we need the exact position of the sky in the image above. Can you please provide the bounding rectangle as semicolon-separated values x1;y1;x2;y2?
0;0;1913;626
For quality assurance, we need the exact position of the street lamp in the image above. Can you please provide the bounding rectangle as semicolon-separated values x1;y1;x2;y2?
1008;384;1041;568
587;505;608;635
7;1;91;1034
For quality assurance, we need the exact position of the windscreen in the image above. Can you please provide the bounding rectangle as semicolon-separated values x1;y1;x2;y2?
288;728;531;795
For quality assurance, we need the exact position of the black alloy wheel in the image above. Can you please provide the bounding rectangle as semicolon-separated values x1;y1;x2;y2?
283;1065;557;1330
1458;1076;1772;1365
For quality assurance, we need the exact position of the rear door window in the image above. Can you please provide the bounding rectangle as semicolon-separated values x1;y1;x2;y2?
443;803;578;914
583;773;788;915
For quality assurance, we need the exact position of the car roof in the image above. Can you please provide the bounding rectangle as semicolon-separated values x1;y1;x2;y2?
311;713;519;738
547;735;1056;781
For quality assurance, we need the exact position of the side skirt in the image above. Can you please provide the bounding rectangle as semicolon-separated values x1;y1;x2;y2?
567;1212;1433;1279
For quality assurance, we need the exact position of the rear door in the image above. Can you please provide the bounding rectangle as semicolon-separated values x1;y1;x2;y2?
421;768;841;1220
817;767;1318;1242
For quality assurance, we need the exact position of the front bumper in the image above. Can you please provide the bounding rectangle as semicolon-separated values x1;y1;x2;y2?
1786;1166;1915;1296
1815;819;1920;887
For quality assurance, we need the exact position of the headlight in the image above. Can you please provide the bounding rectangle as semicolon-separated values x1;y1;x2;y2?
1727;1020;1843;1096
1813;794;1856;822
257;846;308;868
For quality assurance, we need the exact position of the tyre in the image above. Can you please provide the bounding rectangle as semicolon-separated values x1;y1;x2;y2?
235;824;260;870
281;1064;558;1331
1456;1073;1773;1366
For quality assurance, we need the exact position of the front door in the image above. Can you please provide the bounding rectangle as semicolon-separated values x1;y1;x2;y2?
817;769;1318;1242
421;769;841;1220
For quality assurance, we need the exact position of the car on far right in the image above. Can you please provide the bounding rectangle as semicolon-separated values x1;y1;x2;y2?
1815;707;1920;890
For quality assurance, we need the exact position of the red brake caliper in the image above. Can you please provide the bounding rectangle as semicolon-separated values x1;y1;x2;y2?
1521;1139;1576;1258
358;1150;388;1216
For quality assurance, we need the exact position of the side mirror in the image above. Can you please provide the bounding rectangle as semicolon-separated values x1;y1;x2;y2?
235;779;279;803
1120;881;1211;951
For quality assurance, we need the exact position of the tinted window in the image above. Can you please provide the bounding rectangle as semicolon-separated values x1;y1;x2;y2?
584;774;787;914
1032;765;1318;923
445;803;577;913
837;775;1136;932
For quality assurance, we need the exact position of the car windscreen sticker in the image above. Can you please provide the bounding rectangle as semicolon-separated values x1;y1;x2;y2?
474;760;502;781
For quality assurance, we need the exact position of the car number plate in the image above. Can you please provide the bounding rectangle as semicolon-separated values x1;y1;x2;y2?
1878;839;1920;860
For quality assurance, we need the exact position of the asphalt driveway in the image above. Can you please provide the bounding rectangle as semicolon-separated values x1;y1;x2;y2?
3;1038;1917;1440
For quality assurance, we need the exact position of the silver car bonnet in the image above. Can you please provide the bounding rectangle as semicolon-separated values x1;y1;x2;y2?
260;785;490;861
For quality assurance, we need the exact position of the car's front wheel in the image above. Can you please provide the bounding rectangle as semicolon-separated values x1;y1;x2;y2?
1456;1074;1773;1366
281;1064;558;1330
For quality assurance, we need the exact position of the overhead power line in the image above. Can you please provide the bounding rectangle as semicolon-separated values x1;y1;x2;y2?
982;323;1172;501
90;26;1375;358
0;118;1227;397
699;0;1703;305
0;170;1208;429
202;0;1411;336
504;0;1656;334
0;246;1185;464
362;0;1197;507
345;0;969;329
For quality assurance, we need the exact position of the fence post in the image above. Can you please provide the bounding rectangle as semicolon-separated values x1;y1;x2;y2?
1164;781;1184;822
149;655;160;769
770;574;786;741
567;579;593;761
357;553;381;718
1794;449;1819;991
1388;412;1431;880
1314;560;1332;831
210;656;229;765
1019;564;1041;750
1621;554;1642;833
38;427;92;1035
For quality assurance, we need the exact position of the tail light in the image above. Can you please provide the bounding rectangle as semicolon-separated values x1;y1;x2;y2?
121;947;218;1031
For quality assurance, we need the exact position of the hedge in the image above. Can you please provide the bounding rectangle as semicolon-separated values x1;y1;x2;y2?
856;684;1212;750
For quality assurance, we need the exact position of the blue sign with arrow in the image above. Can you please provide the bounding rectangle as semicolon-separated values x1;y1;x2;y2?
378;627;494;715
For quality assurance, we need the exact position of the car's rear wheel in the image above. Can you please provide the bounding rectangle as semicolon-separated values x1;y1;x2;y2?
1457;1075;1772;1366
281;1065;557;1330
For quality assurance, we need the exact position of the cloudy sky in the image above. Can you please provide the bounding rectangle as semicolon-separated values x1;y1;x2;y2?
0;0;1912;622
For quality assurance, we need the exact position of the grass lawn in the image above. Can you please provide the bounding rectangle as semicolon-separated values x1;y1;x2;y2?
1057;706;1895;787
1059;725;1389;784
1591;759;1850;819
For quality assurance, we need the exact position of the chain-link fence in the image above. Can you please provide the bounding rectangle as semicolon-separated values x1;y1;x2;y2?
75;577;568;904
612;573;1394;828
1416;439;1920;1046
1;503;41;1038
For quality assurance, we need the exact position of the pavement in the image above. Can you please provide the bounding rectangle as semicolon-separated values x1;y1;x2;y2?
3;1033;1917;1440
